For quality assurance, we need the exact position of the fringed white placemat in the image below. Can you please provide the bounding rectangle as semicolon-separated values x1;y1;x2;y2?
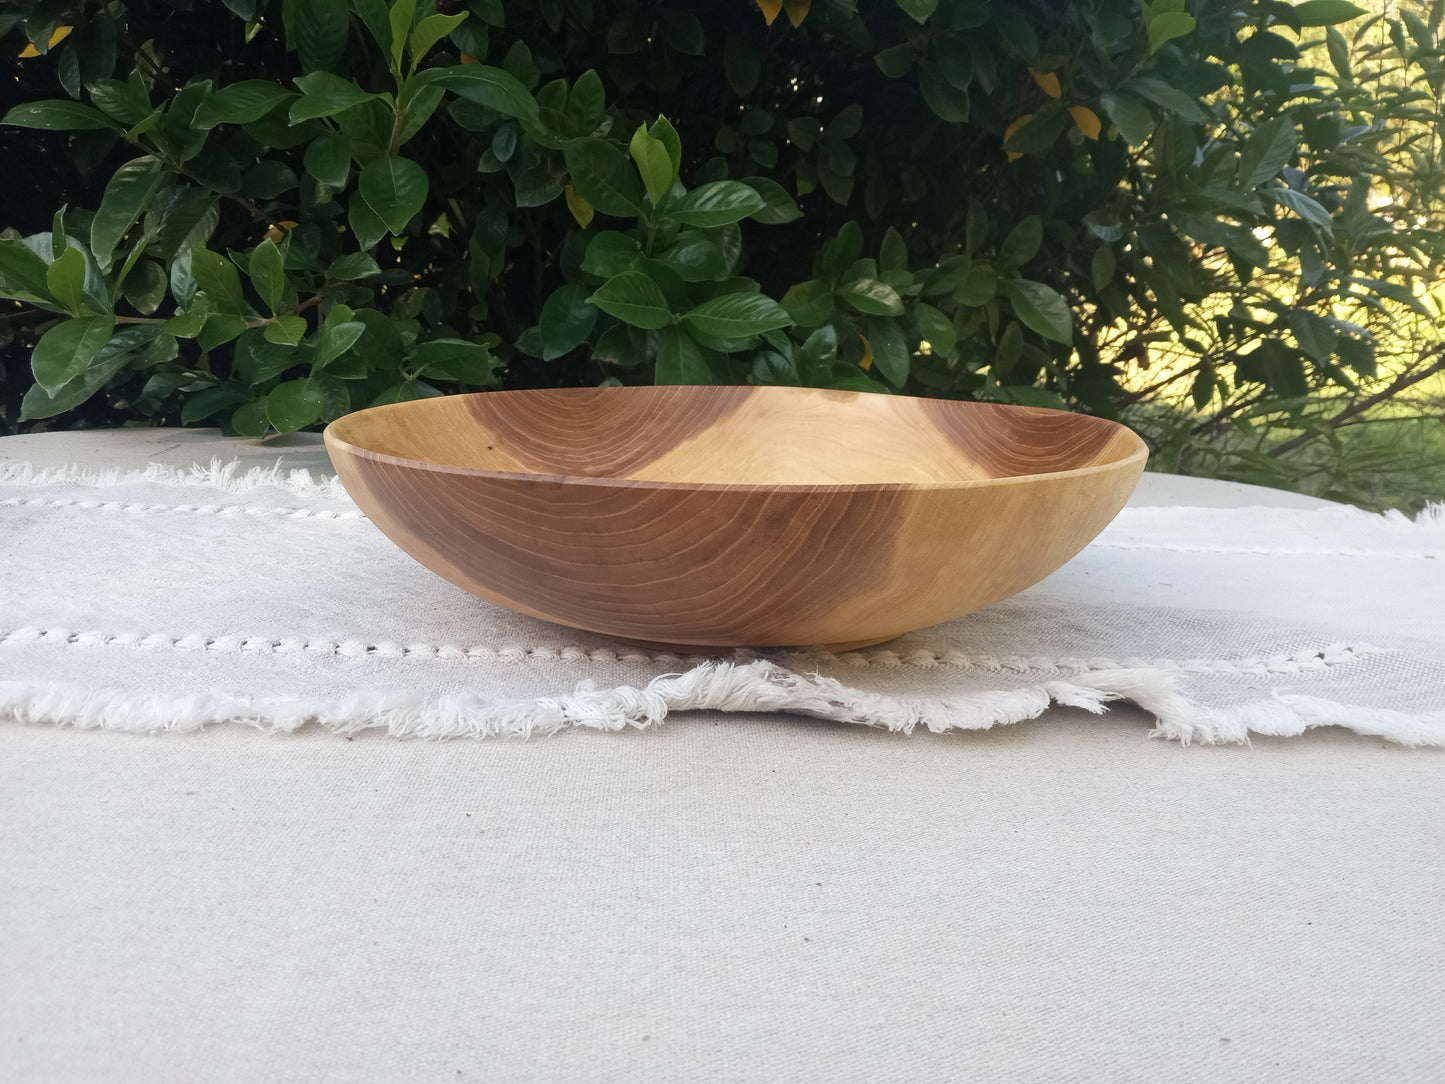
2;459;1442;744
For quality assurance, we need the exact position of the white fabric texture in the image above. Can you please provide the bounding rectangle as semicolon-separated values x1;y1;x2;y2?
1;458;1442;745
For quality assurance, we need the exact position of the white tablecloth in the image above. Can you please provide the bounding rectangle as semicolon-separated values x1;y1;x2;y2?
2;431;1441;1083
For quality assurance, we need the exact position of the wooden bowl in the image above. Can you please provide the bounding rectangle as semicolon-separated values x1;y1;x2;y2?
324;386;1147;650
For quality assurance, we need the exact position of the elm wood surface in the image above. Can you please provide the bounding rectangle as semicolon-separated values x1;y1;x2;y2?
323;386;1149;649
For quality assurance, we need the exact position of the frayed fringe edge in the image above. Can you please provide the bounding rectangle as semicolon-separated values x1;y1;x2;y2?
0;458;349;501
2;660;1442;746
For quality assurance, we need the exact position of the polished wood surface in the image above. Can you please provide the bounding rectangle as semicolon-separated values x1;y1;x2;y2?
324;386;1148;649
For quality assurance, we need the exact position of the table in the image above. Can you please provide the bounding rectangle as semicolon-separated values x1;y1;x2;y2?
2;430;1440;1084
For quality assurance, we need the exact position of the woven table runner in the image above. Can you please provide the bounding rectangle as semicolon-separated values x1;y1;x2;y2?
2;459;1442;744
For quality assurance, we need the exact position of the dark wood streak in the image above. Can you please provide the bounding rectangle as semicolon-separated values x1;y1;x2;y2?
461;385;754;478
345;458;903;645
921;400;1128;477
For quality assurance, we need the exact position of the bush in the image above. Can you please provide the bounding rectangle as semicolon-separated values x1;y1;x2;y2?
0;0;1438;440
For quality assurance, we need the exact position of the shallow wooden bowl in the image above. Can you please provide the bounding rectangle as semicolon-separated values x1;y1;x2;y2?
324;386;1147;650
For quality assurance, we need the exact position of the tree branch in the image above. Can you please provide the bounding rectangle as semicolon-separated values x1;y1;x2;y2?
1266;346;1445;458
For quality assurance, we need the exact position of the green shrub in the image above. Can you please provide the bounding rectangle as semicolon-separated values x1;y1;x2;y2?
0;0;1438;439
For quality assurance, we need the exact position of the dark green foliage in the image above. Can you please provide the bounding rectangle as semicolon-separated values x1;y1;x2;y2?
0;0;1438;437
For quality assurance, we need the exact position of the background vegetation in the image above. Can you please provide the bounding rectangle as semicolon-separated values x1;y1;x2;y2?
0;0;1440;510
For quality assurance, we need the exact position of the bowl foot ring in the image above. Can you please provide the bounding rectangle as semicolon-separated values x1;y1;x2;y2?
607;635;897;655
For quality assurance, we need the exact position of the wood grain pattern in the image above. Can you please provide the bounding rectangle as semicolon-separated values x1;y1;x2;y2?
324;386;1148;648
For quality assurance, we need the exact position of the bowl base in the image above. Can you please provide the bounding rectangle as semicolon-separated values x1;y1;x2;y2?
609;634;897;655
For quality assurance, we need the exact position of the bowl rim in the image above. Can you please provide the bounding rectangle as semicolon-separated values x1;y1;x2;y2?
323;387;1150;494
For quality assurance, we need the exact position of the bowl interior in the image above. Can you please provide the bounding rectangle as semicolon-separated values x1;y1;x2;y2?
327;385;1144;486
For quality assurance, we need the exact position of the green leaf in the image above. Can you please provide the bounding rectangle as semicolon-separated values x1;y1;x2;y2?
1126;77;1208;123
1293;0;1367;26
564;139;645;217
863;317;909;386
410;12;467;64
151;192;221;263
90;156;166;273
874;43;916;79
880;228;908;273
358;156;430;235
655;326;714;384
681;292;792;339
264;315;308;346
629;124;676;207
668;181;766;228
1098;92;1154;146
741;175;802;224
912;302;956;355
234;327;298;384
241;161;298;200
997;215;1043;269
388;0;419;70
31;315;113;394
920;64;971;123
352;0;392;55
539;283;599;359
1239;118;1296;189
1090;246;1115;290
1147;10;1196;52
90;79;153;126
896;0;939;24
120;260;167;316
248;240;286;315
1325;27;1352;79
290;72;378;123
993;322;1023;377
180;385;249;426
328;252;380;281
954;264;998;306
581;231;641;278
781;280;834;327
347;192;389;250
194;81;295;127
1288;310;1336;364
1003;279;1073;343
655;234;728;283
232;400;271;438
3;100;115;131
797;324;838;383
317;311;365;367
163;295;211;338
0;238;57;303
421;64;540;124
589;270;672;328
197;314;248;351
567;70;606;129
190;248;252;316
1271;188;1334;232
649;116;683;174
46;248;88;316
304;132;353;187
838;278;905;316
286;0;350;73
266;378;324;433
20;336;134;420
413;339;497;384
993;8;1039;60
1190;368;1214;411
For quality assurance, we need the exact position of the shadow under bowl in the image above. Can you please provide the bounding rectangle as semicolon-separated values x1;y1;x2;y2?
324;385;1148;650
